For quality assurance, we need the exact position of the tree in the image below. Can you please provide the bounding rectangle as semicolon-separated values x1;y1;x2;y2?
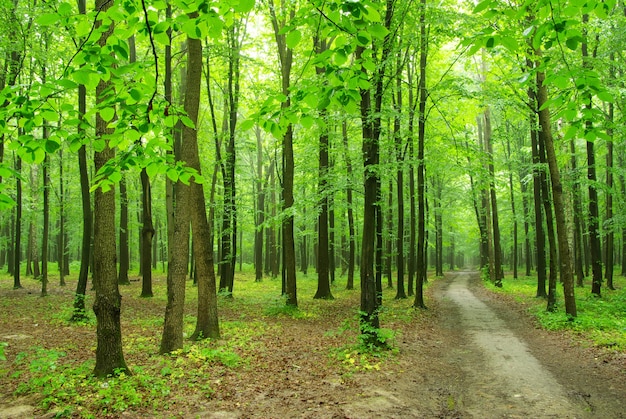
267;0;297;307
92;0;129;377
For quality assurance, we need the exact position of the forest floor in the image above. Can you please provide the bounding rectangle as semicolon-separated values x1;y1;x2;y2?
0;270;625;418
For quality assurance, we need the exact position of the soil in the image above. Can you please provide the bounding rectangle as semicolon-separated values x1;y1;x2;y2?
1;270;625;418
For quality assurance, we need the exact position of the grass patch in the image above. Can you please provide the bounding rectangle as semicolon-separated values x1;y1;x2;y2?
485;275;626;351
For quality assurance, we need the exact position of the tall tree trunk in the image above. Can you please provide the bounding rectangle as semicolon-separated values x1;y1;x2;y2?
161;37;193;354
254;127;265;281
268;1;297;307
483;106;503;286
182;36;220;340
58;146;67;285
536;64;577;318
13;155;22;289
394;68;406;298
342;122;356;290
140;168;154;297
72;14;92;319
582;15;602;297
604;102;614;290
41;151;50;297
413;0;427;309
92;0;129;377
314;38;333;299
539;128;558;311
505;131;518;279
569;139;585;287
529;95;547;298
385;179;393;289
118;177;130;285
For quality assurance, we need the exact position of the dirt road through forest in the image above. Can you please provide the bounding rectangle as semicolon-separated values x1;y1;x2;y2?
345;270;626;418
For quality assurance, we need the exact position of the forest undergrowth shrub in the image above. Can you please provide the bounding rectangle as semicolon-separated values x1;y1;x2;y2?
327;313;398;376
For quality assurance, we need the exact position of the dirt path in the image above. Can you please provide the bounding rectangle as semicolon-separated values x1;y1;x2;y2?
346;270;626;418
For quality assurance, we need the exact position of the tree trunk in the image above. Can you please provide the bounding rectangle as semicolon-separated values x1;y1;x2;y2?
569;139;585;287
413;0;427;309
41;152;50;297
254;127;265;282
161;36;194;354
536;66;577;318
604;102;614;290
118;177;130;285
140;168;154;297
483;107;503;286
342;122;356;290
529;100;547;297
13;155;22;289
92;0;129;377
581;16;602;297
538;128;559;311
268;1;297;306
71;26;92;319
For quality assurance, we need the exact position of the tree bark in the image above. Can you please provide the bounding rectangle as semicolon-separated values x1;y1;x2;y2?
92;0;128;377
342;122;356;290
140;168;154;297
536;67;577;318
413;0;427;309
118;176;130;285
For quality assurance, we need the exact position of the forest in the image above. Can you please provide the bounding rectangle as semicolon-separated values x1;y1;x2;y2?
1;0;626;416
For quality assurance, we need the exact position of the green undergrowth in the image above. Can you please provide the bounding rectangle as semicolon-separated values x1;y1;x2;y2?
0;267;436;417
484;274;626;351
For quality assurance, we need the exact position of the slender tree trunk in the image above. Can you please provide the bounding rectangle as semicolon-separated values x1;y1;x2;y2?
41;152;50;297
118;177;130;285
604;102;614;290
536;65;577;317
72;27;92;320
140;168;154;297
385;179;393;289
539;129;558;311
161;36;194;354
505;132;518;279
483;107;503;286
268;1;297;306
581;16;602;297
13;155;22;289
529;97;547;297
342;122;356;290
92;0;129;377
570;139;585;286
254;127;265;281
413;0;427;309
181;35;220;340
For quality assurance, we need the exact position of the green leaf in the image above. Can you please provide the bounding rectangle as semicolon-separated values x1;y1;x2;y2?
180;115;195;128
166;167;179;182
45;139;61;153
36;13;60;26
100;107;115;122
58;2;73;16
239;118;255;131
369;24;389;40
300;115;314;129
236;0;255;13
356;31;371;47
473;0;494;13
565;36;579;50
41;109;58;122
485;37;495;48
286;29;302;49
596;90;613;103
